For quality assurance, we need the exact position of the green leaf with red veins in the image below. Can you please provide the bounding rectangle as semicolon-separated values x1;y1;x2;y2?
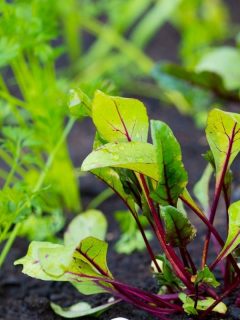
92;90;149;143
14;237;113;295
206;109;240;185
161;206;196;248
77;237;112;278
150;120;188;206
217;201;240;259
81;142;159;180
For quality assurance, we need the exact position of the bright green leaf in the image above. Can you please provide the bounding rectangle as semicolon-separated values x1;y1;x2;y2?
193;266;220;288
150;120;188;206
206;109;240;185
14;238;111;295
14;241;66;280
81;142;158;180
179;293;227;315
39;245;75;277
161;206;196;247
77;236;112;277
92;90;149;143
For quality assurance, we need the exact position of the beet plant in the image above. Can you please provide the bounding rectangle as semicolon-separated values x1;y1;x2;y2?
16;91;240;319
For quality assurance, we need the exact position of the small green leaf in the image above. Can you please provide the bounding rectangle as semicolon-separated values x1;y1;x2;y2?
151;120;188;206
179;293;198;315
81;142;158;180
92;90;149;143
179;293;227;315
193;266;220;288
51;299;119;318
68;88;92;118
64;210;107;248
161;206;196;247
193;164;213;212
77;237;112;277
218;201;240;259
206;109;240;185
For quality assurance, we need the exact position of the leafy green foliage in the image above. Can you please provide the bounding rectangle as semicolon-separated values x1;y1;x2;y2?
15;209;111;295
151;120;188;206
179;293;227;315
92;91;149;143
192;266;220;288
161;206;196;248
82;142;158;180
15;89;240;318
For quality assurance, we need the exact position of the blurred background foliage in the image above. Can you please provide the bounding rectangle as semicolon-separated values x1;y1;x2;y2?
0;0;239;263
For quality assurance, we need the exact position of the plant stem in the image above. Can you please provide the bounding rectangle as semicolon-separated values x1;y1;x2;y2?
180;195;240;277
87;188;114;209
133;213;162;274
0;223;21;267
4;142;21;189
139;174;193;290
199;277;240;318
202;123;237;267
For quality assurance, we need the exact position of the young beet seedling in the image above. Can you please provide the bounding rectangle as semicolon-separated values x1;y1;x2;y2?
16;91;240;319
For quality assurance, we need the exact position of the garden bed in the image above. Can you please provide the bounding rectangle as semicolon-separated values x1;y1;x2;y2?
1;104;240;320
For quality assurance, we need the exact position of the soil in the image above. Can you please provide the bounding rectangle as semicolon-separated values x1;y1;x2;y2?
1;2;240;319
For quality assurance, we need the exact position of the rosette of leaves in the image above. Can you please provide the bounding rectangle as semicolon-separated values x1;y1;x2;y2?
16;91;240;318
